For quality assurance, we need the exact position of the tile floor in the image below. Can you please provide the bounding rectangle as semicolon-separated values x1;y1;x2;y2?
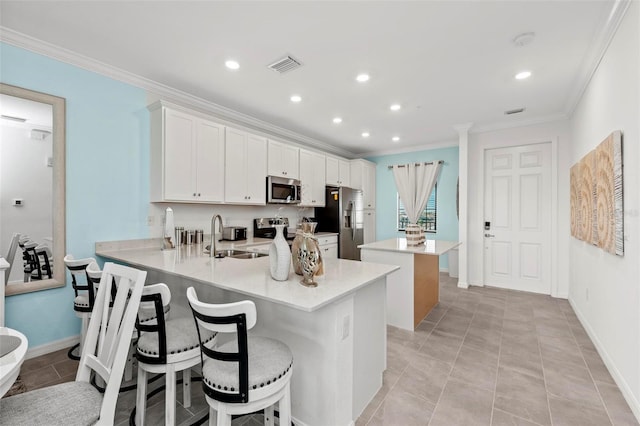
11;274;639;425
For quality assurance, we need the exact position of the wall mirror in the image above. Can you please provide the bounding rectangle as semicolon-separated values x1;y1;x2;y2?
0;83;66;295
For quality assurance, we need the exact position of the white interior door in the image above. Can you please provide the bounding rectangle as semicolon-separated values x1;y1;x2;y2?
483;143;552;294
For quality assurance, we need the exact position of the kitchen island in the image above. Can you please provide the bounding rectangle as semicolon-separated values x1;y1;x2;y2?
96;238;397;426
359;238;460;331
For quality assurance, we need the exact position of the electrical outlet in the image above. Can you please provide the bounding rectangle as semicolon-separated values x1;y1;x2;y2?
342;315;350;340
146;216;155;226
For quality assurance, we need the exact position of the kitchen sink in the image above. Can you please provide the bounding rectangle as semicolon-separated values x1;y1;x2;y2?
205;247;267;259
229;252;267;259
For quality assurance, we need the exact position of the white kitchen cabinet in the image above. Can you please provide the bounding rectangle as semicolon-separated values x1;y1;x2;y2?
299;149;326;207
351;159;376;209
225;127;267;204
268;140;299;179
326;156;351;187
150;103;225;203
363;210;376;244
317;234;338;259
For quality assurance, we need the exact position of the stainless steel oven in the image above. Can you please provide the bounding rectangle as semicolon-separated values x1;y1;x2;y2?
266;176;301;204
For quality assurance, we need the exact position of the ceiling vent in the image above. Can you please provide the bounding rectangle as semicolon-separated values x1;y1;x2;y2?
268;55;302;74
504;108;526;115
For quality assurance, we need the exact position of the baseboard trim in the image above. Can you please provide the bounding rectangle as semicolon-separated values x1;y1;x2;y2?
25;335;79;360
457;281;469;289
569;298;640;423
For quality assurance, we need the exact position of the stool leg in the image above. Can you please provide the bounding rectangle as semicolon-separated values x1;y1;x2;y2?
183;368;191;408
216;405;231;426
279;381;292;426
79;315;90;354
136;366;148;426
208;406;217;426
165;365;176;426
264;406;275;426
124;343;134;382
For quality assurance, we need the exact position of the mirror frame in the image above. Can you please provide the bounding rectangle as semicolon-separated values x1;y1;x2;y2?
1;83;66;295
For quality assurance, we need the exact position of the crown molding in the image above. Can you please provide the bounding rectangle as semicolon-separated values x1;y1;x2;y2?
0;27;355;158
361;138;459;158
470;112;569;135
563;0;631;114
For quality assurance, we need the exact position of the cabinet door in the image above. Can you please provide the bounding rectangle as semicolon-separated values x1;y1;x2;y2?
326;157;339;185
320;243;338;259
164;109;196;201
338;159;351;187
363;162;376;209
268;140;299;179
350;161;364;190
195;120;225;202
363;210;376;244
224;127;248;203
245;134;267;204
300;150;325;206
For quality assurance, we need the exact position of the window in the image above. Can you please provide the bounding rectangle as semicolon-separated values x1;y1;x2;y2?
397;184;437;232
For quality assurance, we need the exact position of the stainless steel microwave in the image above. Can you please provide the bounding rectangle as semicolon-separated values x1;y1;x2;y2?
266;176;301;204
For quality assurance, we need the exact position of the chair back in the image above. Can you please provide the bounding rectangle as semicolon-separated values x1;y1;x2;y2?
76;262;147;425
64;254;98;310
87;261;117;307
135;283;172;364
186;286;256;403
35;244;53;279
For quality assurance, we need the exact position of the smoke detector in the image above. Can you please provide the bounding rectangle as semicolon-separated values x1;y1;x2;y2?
512;32;535;47
268;55;302;74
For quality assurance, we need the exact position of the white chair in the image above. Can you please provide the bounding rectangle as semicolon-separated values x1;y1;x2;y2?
187;287;293;426
4;232;21;282
0;262;147;425
135;283;216;425
64;254;98;358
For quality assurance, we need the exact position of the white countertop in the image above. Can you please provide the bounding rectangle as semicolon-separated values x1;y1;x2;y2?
96;238;397;313
359;238;461;255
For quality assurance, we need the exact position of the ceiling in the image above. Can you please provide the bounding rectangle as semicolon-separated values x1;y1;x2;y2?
0;1;621;156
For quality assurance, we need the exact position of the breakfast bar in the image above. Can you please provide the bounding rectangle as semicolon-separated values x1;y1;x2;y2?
359;238;460;331
96;239;398;426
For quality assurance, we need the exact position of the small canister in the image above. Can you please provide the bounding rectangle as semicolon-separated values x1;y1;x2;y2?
194;229;204;244
185;229;195;245
174;227;184;246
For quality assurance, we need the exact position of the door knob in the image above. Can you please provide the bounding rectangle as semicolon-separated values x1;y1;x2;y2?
484;233;495;238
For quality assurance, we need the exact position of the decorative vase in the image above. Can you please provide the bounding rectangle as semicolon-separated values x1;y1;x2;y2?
405;223;424;246
269;224;291;281
292;222;323;287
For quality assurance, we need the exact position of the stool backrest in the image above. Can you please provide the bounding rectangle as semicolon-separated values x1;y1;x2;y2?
186;286;256;403
87;261;118;307
4;232;20;281
135;283;172;364
35;244;53;279
64;254;98;309
76;262;146;425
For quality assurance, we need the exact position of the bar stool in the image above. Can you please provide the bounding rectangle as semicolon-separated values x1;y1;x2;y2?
64;254;97;358
135;283;217;425
187;287;293;426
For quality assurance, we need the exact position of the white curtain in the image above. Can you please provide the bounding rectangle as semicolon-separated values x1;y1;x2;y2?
392;162;442;225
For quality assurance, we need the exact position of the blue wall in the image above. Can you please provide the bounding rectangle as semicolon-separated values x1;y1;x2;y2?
2;43;150;347
367;146;459;268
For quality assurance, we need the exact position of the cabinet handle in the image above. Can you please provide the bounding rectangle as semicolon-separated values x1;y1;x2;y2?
193;193;196;196
198;193;201;196
248;196;251;199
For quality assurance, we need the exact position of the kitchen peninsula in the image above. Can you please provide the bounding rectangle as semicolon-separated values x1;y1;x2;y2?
96;238;398;426
359;238;460;331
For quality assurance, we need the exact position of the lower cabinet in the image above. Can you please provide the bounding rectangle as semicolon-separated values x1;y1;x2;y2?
317;234;338;259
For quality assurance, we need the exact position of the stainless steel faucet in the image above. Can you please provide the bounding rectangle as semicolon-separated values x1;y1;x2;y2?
210;214;223;258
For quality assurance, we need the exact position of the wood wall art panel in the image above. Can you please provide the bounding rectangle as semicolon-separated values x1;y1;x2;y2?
570;163;581;239
578;151;597;245
595;131;623;256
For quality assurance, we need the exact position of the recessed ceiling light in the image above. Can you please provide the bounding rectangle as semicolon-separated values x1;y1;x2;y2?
390;104;401;111
515;71;532;80
290;95;302;103
392;136;400;142
356;73;370;83
362;132;370;138
225;60;240;70
333;117;343;124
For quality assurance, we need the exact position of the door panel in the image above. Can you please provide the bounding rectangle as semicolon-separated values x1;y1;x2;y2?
484;143;552;294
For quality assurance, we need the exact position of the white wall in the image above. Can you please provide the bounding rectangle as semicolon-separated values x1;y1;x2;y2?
568;2;640;417
466;120;572;297
0;124;53;283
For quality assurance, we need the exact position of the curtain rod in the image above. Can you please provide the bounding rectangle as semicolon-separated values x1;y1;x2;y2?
387;160;444;169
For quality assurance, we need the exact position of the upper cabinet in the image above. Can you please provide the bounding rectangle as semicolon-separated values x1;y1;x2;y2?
225;127;267;205
299;149;326;207
268;140;299;179
326;156;351;187
350;159;376;209
150;104;225;203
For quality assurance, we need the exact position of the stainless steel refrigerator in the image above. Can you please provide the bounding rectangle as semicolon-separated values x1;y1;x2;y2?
315;186;364;260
